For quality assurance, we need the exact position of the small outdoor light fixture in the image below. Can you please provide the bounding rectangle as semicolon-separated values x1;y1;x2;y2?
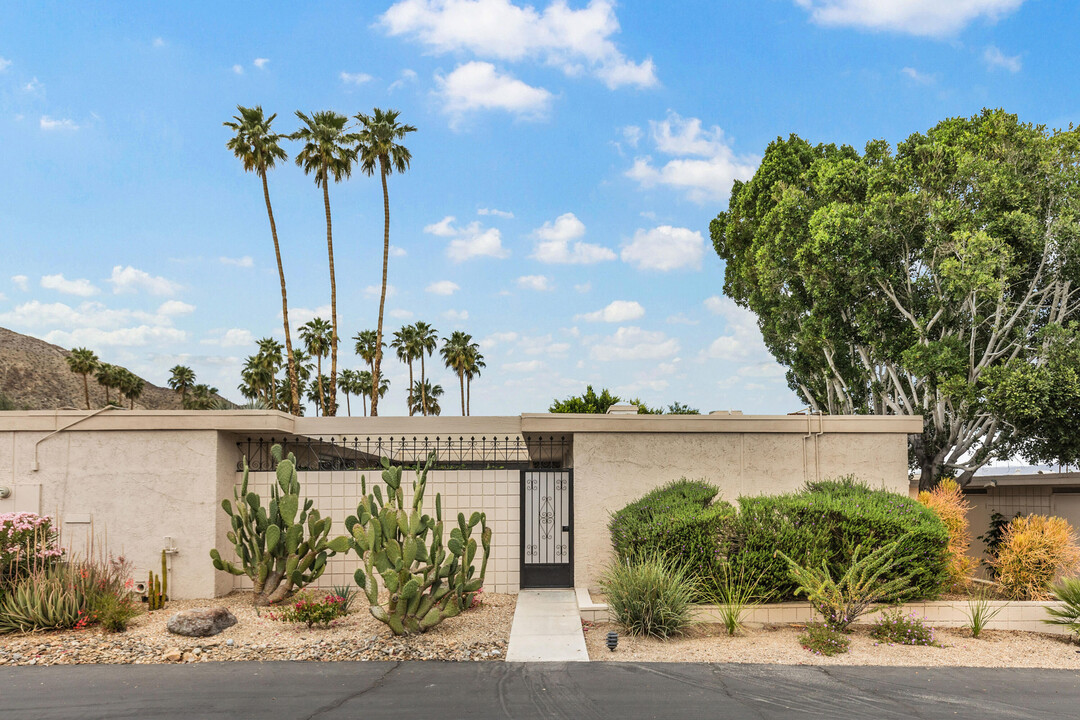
0;486;10;500
606;631;618;652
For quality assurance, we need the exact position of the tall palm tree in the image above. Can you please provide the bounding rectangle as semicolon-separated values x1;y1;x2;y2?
355;108;416;417
440;331;477;417
224;106;300;415
119;370;144;410
168;365;196;407
390;325;420;415
464;347;485;417
338;368;358;416
255;337;284;409
356;371;389;417
292;110;357;417
66;347;99;410
408;380;443;416
189;384;218;410
412;321;438;415
95;363;121;406
281;348;313;415
299;317;332;416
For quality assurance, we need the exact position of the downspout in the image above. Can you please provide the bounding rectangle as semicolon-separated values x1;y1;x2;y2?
32;406;116;472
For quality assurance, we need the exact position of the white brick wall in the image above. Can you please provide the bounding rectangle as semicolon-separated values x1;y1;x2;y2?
231;468;520;595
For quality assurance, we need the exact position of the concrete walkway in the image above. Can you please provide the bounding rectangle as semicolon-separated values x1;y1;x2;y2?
505;589;589;662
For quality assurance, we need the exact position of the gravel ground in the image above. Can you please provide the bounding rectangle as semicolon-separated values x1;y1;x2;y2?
0;591;513;667
584;621;1080;668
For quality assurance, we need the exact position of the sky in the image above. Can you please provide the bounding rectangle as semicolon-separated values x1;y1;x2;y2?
0;0;1076;416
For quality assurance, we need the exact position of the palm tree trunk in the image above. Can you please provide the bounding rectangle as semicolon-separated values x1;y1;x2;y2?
467;377;471;416
371;160;391;417
362;394;368;417
82;374;90;410
262;172;299;416
459;371;466;416
420;354;427;416
315;355;323;417
407;360;415;416
322;175;338;417
345;391;351;417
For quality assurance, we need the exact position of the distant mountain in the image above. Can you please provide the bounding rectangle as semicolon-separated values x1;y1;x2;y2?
0;326;188;410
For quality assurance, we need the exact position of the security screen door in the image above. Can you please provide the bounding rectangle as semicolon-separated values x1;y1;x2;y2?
520;469;573;587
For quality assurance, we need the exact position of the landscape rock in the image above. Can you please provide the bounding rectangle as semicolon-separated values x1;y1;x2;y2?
162;647;182;662
166;607;238;637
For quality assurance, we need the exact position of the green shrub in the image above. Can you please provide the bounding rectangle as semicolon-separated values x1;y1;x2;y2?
1044;577;1080;639
609;479;734;592
600;552;698;639
799;623;850;656
964;588;1006;638
779;538;921;631
267;592;348;628
705;561;767;636
870;608;937;646
721;477;949;600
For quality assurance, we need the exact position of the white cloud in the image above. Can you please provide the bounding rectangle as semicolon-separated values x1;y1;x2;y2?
380;0;657;89
530;212;616;264
23;77;42;93
288;305;332;327
702;296;771;363
574;282;591;293
152;37;166;48
793;0;1025;36
46;326;186;348
478;207;514;218
516;334;570;356
253;58;269;69
201;328;255;348
388;308;414;320
590;326;679;361
364;284;397;299
0;57;12;72
626;112;758;204
621;125;643;148
219;255;254;267
388;68;419;91
427;280;460;295
232;64;244;75
157;300;195;316
40;274;99;297
341;71;374;85
436;62;552;123
11;275;28;291
666;313;698;325
621;226;704;271
443;309;469;321
984;45;1021;72
425;216;510;261
40;116;79;131
901;67;935;84
0;300;189;348
577;300;645;323
390;245;408;257
481;331;519;349
108;266;181;295
516;275;553;291
504;360;544;373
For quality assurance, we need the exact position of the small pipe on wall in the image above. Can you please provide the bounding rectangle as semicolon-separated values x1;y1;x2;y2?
32;406;116;472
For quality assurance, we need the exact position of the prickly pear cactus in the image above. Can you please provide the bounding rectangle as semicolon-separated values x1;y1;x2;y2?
210;444;350;606
345;453;491;635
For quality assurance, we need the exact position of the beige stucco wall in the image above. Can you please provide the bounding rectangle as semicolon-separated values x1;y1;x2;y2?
570;430;912;590
0;427;225;599
962;484;1080;572
229;468;520;594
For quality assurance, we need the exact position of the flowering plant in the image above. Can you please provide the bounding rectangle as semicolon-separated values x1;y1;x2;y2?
1;512;63;584
267;593;348;628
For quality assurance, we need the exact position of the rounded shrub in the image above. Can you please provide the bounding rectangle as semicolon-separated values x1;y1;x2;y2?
600;552;698;639
991;514;1080;600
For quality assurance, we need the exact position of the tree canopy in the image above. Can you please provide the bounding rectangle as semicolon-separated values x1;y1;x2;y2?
711;109;1080;489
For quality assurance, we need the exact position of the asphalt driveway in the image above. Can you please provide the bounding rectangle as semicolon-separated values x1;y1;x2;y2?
2;661;1078;719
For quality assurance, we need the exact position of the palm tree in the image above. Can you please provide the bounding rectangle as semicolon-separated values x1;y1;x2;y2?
224;106;300;415
307;375;332;414
66;347;99;410
338;369;358;416
355;108;416;417
95;363;121;406
412;321;438;415
390;325;420;415
118;369;144;410
356;371;389;417
299;318;332;416
408;380;443;416
292;110;357;417
189;384;218;410
440;331;477;417
281;348;313;415
255;337;284;409
169;365;196;407
464;347;485;417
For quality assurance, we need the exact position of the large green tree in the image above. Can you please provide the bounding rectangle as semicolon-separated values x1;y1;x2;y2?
711;109;1080;490
299;317;332;416
412;321;438;415
65;347;98;409
549;386;621;414
224;106;299;415
355;108;416;417
440;331;477;416
292;110;357;416
390;324;420;415
168;365;196;407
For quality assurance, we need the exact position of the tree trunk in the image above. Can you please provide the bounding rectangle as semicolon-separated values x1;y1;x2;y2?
315;355;323;417
82;373;90;410
345;391;351;417
363;394;368;417
420;354;427;416
262;172;299;415
322;175;338;417
371;160;391;417
407;360;415;416
467;377;471;416
459;371;466;416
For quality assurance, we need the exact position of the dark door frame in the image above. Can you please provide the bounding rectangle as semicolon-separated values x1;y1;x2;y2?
519;468;574;588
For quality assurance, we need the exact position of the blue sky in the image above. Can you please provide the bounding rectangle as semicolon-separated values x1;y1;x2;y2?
0;0;1075;415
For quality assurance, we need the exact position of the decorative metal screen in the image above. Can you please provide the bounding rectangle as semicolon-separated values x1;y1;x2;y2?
523;470;571;568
